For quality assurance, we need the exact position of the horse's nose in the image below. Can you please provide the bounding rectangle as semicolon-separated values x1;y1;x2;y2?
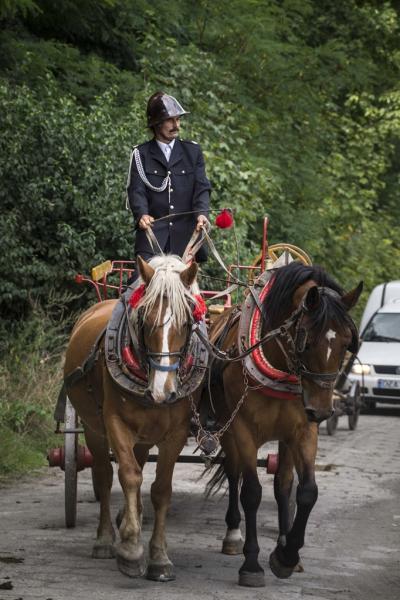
164;391;177;405
305;407;334;424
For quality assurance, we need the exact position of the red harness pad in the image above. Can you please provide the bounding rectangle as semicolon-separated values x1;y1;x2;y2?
240;274;301;400
121;346;147;381
250;278;299;384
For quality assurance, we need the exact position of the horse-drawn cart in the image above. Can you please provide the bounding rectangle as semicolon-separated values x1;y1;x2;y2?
47;216;361;536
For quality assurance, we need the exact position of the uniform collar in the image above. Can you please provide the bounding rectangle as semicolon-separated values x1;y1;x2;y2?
156;138;175;155
150;138;183;168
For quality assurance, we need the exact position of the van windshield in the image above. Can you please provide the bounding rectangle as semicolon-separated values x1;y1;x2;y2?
363;313;400;342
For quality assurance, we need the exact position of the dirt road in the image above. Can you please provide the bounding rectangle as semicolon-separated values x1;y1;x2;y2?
1;408;399;600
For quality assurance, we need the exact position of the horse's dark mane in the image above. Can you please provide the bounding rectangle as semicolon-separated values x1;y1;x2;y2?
263;262;349;338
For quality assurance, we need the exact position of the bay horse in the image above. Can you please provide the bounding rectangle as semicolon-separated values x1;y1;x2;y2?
64;254;202;582
207;262;362;587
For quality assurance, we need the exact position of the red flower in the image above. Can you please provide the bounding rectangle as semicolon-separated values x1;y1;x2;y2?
215;208;234;229
193;294;207;321
129;283;146;308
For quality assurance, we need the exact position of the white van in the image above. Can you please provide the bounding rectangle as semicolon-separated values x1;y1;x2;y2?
349;281;400;408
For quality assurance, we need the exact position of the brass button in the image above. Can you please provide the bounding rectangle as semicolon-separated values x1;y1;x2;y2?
169;222;173;226
170;205;174;209
154;170;158;174
181;169;185;174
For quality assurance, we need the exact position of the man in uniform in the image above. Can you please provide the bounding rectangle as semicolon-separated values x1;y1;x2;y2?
126;91;211;263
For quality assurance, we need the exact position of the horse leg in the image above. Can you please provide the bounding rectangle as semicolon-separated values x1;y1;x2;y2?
274;442;304;574
107;422;146;578
221;434;243;555
145;432;187;582
269;424;318;579
231;423;264;588
274;441;295;547
115;444;151;531
83;426;115;559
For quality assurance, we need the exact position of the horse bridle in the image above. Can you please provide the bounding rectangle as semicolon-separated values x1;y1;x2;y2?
273;287;357;389
274;311;339;389
136;306;194;374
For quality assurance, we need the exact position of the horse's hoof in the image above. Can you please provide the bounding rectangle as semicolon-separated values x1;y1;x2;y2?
294;561;304;573
92;543;116;559
146;562;175;582
116;553;146;578
238;571;266;587
269;550;295;579
222;539;243;555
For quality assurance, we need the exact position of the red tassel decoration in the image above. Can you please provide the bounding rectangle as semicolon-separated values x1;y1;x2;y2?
129;283;146;308
215;208;234;229
193;294;207;321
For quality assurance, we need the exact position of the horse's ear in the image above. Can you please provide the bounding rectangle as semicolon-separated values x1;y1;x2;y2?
180;262;198;287
341;281;363;311
304;285;320;311
137;255;155;286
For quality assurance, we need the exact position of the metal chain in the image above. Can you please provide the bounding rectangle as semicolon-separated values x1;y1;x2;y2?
215;363;249;440
189;361;249;455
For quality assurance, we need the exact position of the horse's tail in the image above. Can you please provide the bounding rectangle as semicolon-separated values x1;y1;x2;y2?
204;449;228;498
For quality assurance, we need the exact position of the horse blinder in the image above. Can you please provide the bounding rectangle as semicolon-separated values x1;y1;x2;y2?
347;319;360;354
295;327;308;354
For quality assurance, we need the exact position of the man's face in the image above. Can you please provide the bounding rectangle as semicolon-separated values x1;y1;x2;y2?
156;117;181;143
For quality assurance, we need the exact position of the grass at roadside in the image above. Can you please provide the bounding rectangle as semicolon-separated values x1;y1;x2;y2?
0;295;74;481
0;426;55;481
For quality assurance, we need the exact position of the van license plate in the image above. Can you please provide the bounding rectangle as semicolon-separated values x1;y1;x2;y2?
377;379;400;389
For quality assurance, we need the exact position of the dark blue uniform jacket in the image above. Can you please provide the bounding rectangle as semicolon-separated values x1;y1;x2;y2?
127;138;211;261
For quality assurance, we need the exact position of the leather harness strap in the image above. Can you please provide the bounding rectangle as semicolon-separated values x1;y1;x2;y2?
54;327;107;422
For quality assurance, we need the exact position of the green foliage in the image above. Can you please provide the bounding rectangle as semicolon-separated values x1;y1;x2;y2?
0;427;48;479
0;31;142;105
0;80;137;317
0;0;38;21
0;295;70;478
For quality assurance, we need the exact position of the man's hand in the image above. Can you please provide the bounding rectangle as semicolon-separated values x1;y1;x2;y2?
196;214;209;232
138;214;155;230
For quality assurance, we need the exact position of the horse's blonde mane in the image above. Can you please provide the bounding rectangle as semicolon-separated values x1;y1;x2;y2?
134;255;200;329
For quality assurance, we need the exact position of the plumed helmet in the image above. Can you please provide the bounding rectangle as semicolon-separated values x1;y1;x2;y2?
146;91;189;128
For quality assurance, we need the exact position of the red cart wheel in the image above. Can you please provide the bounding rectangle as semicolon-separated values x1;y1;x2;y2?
64;397;78;528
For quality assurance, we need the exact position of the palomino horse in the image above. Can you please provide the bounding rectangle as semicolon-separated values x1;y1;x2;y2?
64;254;203;582
207;262;362;587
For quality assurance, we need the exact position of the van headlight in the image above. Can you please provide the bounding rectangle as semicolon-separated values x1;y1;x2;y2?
351;363;371;375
